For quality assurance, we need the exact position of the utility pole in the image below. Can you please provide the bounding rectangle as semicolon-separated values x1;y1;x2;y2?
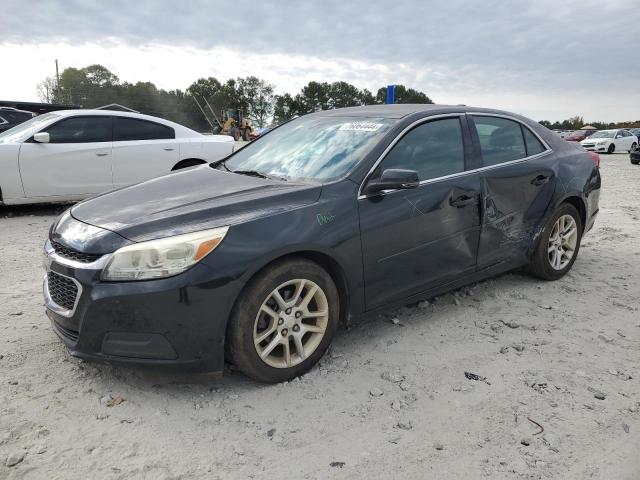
55;59;60;102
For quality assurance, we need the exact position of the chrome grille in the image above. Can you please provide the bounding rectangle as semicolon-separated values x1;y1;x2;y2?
51;241;102;263
47;272;78;311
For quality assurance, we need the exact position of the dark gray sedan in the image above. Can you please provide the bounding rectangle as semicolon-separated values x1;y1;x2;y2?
44;104;601;382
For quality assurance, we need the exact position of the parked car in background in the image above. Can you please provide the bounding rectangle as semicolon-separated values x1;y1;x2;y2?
565;129;597;142
249;126;272;141
42;104;601;382
630;143;640;165
553;130;573;139
0;107;35;133
580;129;638;154
627;128;640;139
0;110;234;205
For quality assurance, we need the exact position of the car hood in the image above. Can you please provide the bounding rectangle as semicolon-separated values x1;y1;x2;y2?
70;165;322;243
581;137;609;143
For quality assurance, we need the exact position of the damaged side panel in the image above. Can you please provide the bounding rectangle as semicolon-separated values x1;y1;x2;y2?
477;154;557;270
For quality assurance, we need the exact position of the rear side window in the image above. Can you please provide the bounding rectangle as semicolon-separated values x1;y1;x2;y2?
45;116;112;143
379;117;465;181
522;127;546;156
114;117;174;141
474;116;526;166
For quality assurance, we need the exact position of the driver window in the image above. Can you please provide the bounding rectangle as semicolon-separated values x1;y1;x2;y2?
378;117;465;181
44;116;112;144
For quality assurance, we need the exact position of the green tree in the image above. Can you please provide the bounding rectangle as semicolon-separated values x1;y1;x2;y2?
273;93;302;123
237;76;275;128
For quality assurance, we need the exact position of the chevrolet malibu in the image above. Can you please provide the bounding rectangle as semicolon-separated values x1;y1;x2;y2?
43;105;601;383
0;110;234;205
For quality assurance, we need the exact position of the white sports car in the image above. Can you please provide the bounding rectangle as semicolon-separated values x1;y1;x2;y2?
580;129;638;155
0;110;234;205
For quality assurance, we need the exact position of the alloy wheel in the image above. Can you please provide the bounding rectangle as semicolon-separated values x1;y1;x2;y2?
547;214;578;270
253;279;329;368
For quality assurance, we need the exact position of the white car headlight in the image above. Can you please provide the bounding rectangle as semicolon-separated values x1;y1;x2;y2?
101;227;229;281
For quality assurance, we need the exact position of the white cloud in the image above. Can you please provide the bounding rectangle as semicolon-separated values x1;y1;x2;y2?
1;39;638;122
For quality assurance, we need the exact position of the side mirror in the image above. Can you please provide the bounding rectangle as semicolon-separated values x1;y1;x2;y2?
33;132;50;143
363;168;420;195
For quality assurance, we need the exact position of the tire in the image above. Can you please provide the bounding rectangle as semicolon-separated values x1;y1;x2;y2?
629;142;637;153
226;258;340;383
607;143;615;154
528;203;582;281
631;158;640;165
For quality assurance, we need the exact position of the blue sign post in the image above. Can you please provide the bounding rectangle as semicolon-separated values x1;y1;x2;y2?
386;84;395;104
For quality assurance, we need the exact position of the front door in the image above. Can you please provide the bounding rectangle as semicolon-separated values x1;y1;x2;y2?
358;116;482;310
19;115;113;198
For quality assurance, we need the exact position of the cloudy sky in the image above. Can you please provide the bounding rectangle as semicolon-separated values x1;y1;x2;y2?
2;0;639;122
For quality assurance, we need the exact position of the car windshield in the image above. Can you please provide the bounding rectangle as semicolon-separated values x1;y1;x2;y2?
222;115;396;182
0;112;59;143
589;130;615;139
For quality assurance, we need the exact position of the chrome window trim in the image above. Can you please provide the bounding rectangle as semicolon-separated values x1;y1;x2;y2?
358;112;553;200
43;272;83;318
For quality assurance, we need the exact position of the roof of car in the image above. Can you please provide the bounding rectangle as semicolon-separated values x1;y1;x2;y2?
313;104;510;119
51;109;163;120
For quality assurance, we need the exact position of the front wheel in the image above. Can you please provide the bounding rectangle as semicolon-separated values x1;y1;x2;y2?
528;203;582;281
226;259;339;383
607;143;615;154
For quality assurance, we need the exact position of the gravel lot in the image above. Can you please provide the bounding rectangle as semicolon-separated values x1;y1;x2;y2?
1;153;638;479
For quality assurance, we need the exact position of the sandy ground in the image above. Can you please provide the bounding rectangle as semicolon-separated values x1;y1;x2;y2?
1;153;639;479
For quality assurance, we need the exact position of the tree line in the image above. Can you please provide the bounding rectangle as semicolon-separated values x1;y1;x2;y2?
538;115;640;131
38;65;639;131
38;64;433;132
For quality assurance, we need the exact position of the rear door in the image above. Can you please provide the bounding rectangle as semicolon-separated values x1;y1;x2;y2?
19;115;113;198
469;114;555;269
358;115;482;309
111;117;179;188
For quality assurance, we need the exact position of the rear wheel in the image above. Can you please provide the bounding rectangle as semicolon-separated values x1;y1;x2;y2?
607;143;615;154
226;259;339;383
629;142;637;153
528;203;582;280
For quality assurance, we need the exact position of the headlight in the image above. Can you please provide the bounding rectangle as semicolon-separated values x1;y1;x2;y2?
101;227;228;281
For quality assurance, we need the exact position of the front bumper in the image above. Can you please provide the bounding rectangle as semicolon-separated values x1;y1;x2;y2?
43;241;242;372
581;143;608;152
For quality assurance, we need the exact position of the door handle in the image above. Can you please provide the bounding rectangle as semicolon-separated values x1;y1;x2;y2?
449;194;477;208
163;148;175;151
95;152;109;157
531;174;550;186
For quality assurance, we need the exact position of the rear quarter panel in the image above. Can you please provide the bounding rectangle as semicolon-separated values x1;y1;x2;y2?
179;137;234;162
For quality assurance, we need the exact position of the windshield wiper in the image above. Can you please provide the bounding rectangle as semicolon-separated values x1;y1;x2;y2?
232;169;269;179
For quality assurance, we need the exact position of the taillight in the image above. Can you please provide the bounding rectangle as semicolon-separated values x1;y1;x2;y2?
588;151;600;168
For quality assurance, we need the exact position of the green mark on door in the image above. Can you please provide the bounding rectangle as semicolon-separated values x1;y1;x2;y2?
317;213;336;225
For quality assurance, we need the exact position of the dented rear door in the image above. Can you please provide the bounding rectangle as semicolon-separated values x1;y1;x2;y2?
468;114;556;270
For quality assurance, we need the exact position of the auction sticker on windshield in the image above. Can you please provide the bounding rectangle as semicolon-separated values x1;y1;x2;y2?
338;122;384;132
